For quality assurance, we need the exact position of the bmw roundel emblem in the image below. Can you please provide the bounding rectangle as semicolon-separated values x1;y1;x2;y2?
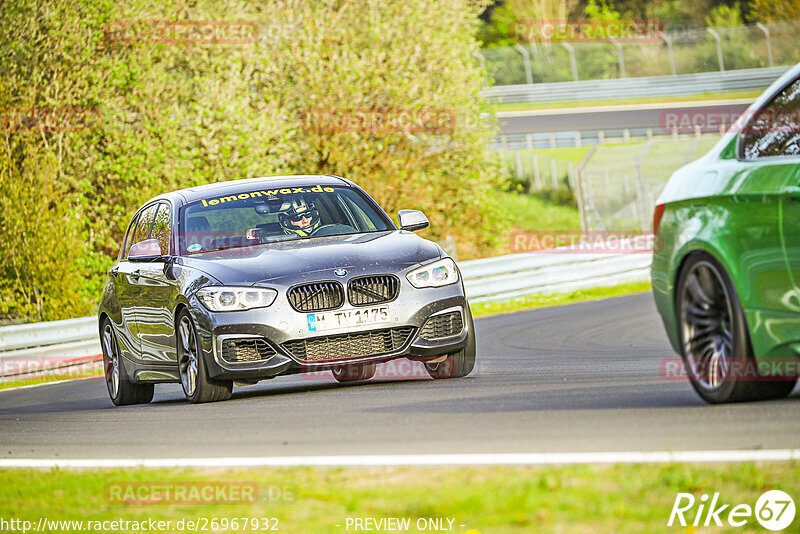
334;269;347;277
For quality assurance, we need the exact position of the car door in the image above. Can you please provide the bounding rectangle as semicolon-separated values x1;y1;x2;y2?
112;212;144;362
123;203;160;360
739;75;800;353
131;201;181;364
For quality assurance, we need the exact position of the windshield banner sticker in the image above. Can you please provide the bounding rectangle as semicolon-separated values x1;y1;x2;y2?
199;185;335;207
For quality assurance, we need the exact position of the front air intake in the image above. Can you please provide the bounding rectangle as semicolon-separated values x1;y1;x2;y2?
419;311;464;340
282;327;415;362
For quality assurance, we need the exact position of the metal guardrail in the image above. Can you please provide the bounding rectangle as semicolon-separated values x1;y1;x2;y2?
0;251;651;377
461;251;651;302
483;66;790;103
0;317;101;379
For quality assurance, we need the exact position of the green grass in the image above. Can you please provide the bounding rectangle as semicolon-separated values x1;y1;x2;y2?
470;281;652;318
1;463;797;533
492;191;580;234
490;90;761;113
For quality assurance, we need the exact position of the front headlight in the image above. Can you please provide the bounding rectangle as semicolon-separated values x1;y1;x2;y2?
196;286;277;312
406;258;459;288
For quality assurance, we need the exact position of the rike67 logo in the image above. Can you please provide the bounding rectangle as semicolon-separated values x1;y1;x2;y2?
668;490;795;531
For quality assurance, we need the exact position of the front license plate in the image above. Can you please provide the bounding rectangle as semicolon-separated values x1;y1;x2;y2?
307;306;390;332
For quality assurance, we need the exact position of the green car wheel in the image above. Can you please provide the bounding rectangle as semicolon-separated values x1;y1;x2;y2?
676;253;796;403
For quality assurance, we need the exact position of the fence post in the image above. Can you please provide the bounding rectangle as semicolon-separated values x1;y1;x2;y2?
514;44;534;84
526;133;534;150
661;32;677;75
532;154;542;191
706;27;725;72
561;42;579;81
567;161;576;190
609;38;626;78
756;22;774;67
514;151;523;180
576;146;597;233
550;158;558;189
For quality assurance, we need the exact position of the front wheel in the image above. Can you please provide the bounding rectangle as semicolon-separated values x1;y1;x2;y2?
677;254;797;403
177;310;232;404
425;309;476;379
101;319;153;406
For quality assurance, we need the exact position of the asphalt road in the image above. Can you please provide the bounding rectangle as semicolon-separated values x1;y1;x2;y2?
496;100;752;135
1;293;798;459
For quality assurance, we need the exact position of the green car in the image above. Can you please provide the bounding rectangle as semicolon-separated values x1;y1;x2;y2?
652;62;800;403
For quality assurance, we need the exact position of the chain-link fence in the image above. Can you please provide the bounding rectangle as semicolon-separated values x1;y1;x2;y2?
499;149;578;192
480;19;799;86
498;133;725;231
578;134;721;231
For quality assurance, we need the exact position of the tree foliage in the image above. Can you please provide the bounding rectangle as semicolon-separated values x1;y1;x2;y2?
0;0;505;321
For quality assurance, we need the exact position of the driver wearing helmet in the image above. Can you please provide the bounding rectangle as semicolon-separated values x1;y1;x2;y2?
278;197;321;237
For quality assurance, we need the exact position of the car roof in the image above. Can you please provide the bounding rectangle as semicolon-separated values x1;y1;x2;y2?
150;175;353;206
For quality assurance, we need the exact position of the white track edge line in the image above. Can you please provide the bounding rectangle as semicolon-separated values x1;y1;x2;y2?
0;450;797;468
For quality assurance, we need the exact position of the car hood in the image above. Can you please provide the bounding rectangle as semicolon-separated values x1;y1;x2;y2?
180;230;443;286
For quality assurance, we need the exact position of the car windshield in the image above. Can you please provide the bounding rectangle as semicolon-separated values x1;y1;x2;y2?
179;184;393;255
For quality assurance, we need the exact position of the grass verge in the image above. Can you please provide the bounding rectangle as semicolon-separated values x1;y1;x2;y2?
470;281;652;318
492;190;581;235
0;463;796;533
490;90;760;113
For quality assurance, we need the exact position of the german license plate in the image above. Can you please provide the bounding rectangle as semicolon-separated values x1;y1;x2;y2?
307;306;390;332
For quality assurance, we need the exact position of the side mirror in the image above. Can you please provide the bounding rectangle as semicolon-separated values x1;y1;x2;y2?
398;209;430;232
128;238;163;260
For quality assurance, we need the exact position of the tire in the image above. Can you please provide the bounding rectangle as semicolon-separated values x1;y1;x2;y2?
676;253;798;403
332;363;377;382
176;310;232;404
424;308;476;379
101;319;154;406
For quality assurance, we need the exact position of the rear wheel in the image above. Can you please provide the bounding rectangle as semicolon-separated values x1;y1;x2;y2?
177;310;232;403
101;319;153;406
425;309;476;379
677;254;797;403
332;363;376;382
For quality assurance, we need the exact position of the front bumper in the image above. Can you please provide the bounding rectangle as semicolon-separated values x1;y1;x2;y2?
190;278;470;380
